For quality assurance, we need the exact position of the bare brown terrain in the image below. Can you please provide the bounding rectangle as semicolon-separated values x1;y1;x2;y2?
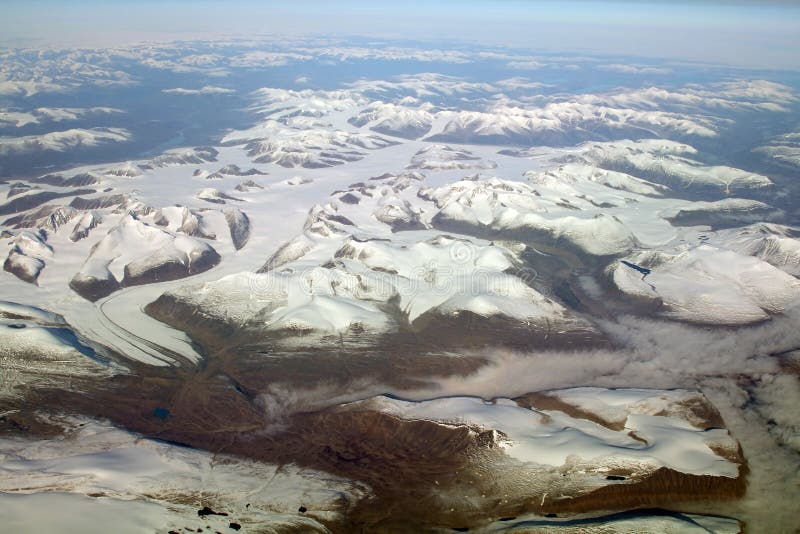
5;331;746;533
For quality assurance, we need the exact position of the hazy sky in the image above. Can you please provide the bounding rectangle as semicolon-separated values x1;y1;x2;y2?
1;0;798;69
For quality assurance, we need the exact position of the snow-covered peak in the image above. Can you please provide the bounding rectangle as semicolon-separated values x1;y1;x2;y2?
70;215;220;301
348;101;435;139
408;144;497;171
236;123;397;168
610;244;800;325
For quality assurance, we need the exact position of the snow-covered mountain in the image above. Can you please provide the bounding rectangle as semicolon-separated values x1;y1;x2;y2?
421;176;638;257
70;214;221;301
0;42;799;533
566;139;774;197
224;119;397;168
0;127;131;155
348;101;435;139
755;131;800;170
0;106;122;128
408;144;497;170
609;244;800;325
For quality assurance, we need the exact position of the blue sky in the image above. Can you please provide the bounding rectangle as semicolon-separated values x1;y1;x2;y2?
1;1;798;69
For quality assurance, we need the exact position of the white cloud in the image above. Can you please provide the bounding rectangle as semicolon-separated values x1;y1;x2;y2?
162;85;235;95
495;77;550;91
306;46;474;64
599;63;673;75
229;51;313;67
507;60;546;70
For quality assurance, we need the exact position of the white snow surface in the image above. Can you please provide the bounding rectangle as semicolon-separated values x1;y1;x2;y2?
351;388;740;477
0;418;367;532
349;101;435;138
611;244;800;324
717;224;800;276
0;107;122;127
424;176;638;256
430;102;717;144
0;128;131;155
484;511;741;533
166;229;583;334
72;215;218;286
408;144;497;170
755;131;800;169
575;139;773;194
524;162;668;197
0;74;796;367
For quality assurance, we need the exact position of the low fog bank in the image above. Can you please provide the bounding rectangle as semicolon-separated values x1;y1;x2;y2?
407;303;800;530
417;304;800;397
253;302;800;529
